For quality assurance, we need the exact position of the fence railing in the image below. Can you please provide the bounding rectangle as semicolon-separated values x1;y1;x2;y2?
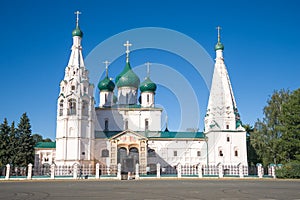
0;163;278;180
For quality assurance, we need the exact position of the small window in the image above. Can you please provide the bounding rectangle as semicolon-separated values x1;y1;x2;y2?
219;150;223;157
227;136;230;142
68;99;76;115
226;125;229;129
147;94;150;103
148;149;156;157
82;152;85;155
105;93;108;103
71;85;75;90
102;149;109;157
235;150;238;157
197;151;201;157
83;87;87;93
59;100;64;116
174;151;177;157
145;119;149;130
125;120;128;129
104;119;109;131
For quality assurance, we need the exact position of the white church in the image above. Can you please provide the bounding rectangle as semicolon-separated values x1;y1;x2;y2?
35;12;247;174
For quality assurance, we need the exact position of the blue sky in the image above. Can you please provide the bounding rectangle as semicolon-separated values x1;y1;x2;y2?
0;0;299;140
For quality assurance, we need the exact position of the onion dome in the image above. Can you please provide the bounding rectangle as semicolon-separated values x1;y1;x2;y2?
140;77;157;93
116;62;140;88
72;26;83;37
98;77;115;91
215;42;224;51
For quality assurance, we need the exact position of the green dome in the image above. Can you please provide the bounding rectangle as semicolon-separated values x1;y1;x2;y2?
72;26;83;37
98;77;115;91
140;77;157;92
116;62;140;88
215;42;224;51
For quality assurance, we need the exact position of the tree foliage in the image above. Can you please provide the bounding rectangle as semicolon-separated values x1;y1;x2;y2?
0;113;52;168
251;89;300;166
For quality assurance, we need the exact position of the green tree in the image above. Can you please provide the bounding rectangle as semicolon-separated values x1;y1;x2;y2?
251;89;290;166
15;113;35;166
243;124;260;165
8;121;17;166
0;118;10;167
279;88;300;163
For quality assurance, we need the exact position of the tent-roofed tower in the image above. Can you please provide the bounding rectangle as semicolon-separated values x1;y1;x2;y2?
204;27;247;166
55;11;95;166
204;26;243;131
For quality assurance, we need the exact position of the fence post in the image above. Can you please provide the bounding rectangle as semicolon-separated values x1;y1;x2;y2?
5;164;10;180
218;163;223;178
177;164;182;178
27;163;33;180
256;163;263;178
51;164;55;179
117;163;121;180
73;164;78;179
157;163;161;178
270;164;276;179
198;164;203;178
96;163;100;179
238;164;244;178
135;163;139;179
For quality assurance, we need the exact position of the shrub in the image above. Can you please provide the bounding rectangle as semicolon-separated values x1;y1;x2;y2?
276;161;300;179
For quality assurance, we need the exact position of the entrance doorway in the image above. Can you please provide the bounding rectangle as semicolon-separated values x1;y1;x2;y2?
117;147;139;174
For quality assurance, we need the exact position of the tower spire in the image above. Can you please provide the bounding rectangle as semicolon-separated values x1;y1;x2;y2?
103;60;110;77
124;40;132;63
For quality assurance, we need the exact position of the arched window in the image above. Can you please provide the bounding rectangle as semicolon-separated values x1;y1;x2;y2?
234;147;239;157
125;119;128;129
105;93;108;103
104;119;109;131
68;99;76;115
145;119;149;131
71;85;75;90
102;149;109;157
218;147;224;157
147;94;150;103
59;100;64;116
82;100;88;116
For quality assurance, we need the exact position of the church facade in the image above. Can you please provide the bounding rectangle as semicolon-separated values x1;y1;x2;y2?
35;13;247;174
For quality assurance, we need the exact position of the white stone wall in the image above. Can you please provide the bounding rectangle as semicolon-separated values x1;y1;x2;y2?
141;92;155;107
95;108;162;132
117;87;138;105
148;140;207;167
206;130;247;165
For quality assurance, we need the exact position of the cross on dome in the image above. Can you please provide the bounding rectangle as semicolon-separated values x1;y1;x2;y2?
103;60;110;77
74;11;81;27
216;26;222;42
145;62;151;77
124;40;132;63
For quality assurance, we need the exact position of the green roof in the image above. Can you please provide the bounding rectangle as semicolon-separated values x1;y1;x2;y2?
116;62;140;88
140;77;157;93
215;41;224;51
95;131;204;139
35;142;56;149
72;26;83;37
98;76;115;91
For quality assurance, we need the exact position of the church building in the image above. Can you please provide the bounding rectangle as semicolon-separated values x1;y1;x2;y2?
35;12;247;174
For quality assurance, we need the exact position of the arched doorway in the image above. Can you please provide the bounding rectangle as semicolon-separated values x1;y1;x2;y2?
117;147;139;174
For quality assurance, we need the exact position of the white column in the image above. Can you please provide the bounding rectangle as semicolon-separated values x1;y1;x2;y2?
198;164;203;178
5;164;10;180
271;165;276;179
157;163;161;178
51;164;55;179
117;163;121;180
27;163;33;180
218;163;223;178
73;164;78;179
96;163;100;179
177;164;182;178
135;163;139;179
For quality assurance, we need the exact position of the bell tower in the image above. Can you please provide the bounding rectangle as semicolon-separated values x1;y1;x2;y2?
55;11;95;165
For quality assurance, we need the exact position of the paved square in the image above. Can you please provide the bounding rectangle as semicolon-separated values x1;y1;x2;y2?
0;179;299;200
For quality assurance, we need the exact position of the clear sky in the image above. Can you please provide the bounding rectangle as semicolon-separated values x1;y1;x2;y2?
1;0;299;140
